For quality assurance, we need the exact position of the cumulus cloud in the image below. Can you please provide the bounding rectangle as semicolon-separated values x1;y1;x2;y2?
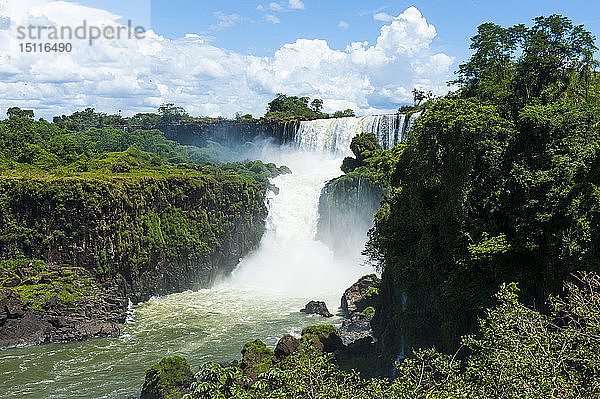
209;12;243;30
288;0;305;10
266;14;281;24
338;21;349;29
268;2;283;11
373;12;393;22
0;1;454;119
260;0;304;13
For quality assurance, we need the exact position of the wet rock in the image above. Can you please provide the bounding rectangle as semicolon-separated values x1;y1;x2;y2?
274;334;300;358
300;301;333;317
140;356;195;399
341;274;380;317
339;312;375;346
0;271;126;348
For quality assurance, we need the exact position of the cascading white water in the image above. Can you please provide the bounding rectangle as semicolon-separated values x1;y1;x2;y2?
293;113;419;155
224;150;369;296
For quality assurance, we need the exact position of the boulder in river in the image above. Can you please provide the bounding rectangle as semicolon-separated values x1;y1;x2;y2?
300;300;333;317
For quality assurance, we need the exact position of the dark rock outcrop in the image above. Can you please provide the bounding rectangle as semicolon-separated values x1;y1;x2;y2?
300;300;333;317
339;312;375;346
0;267;127;348
274;334;300;359
341;274;380;317
141;356;195;399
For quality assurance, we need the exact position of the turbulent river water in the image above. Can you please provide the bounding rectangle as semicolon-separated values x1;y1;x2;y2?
0;149;372;399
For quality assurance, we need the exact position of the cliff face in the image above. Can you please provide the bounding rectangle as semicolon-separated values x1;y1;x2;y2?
0;174;268;346
159;119;300;148
317;173;385;256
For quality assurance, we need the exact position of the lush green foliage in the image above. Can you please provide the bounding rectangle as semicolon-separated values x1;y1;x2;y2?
189;343;390;399
0;255;95;311
367;14;600;358
264;94;330;119
143;356;196;399
0;107;284;302
454;15;599;112
264;94;356;120
332;109;356;118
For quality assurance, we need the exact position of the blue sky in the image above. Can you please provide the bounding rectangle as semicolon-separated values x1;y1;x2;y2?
1;0;600;119
81;0;600;62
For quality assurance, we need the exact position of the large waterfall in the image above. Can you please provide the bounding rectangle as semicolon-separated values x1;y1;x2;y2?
292;112;421;155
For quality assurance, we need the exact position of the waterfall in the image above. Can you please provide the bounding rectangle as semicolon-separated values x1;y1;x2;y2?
227;150;368;296
292;112;419;156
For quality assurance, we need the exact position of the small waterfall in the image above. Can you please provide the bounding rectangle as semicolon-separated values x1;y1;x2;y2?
294;112;420;156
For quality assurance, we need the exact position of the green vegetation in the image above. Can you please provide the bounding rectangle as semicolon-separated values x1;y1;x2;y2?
264;93;355;120
264;94;330;119
365;14;600;358
0;256;95;312
317;132;403;253
0;103;286;310
142;356;195;399
332;109;356;118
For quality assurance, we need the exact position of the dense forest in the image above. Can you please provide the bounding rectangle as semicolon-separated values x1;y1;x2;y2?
367;14;600;357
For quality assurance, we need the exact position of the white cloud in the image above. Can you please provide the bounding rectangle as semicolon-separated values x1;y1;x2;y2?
288;0;305;10
269;2;283;11
266;14;281;24
0;2;454;119
338;21;349;29
376;7;436;56
373;12;393;22
209;12;243;30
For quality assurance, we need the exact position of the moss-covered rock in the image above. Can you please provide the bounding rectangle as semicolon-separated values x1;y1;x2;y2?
140;356;196;399
301;325;344;353
0;172;269;346
240;339;275;382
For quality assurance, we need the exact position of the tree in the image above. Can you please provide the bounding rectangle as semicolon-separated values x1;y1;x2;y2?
455;16;598;110
7;107;34;118
265;94;328;119
157;103;189;123
412;89;434;106
310;98;324;113
333;109;355;118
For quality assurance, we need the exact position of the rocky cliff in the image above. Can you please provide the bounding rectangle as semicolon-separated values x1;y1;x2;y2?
159;119;300;148
0;173;269;347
